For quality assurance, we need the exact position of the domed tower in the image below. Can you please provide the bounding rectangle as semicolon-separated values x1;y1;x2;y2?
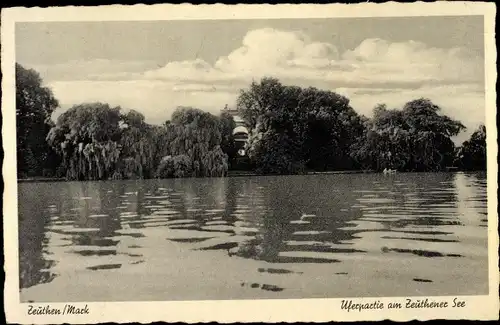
222;105;249;157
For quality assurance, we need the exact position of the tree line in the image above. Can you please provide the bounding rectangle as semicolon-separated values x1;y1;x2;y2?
15;63;486;180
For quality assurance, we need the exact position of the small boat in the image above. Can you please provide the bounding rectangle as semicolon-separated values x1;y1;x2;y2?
383;168;397;174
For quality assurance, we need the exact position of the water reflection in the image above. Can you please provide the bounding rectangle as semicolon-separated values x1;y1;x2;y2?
19;184;57;288
19;172;488;292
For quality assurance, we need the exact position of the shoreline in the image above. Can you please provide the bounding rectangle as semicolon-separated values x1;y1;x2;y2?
17;169;484;183
17;170;371;183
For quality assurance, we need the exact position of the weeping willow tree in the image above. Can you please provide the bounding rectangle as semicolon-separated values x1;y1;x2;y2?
351;99;465;172
155;107;229;178
116;110;160;179
202;146;229;177
157;155;193;178
46;103;122;180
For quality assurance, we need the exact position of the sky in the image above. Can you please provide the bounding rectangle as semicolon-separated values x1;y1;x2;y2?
16;16;485;142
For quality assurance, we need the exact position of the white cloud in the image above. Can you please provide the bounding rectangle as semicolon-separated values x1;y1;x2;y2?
49;80;235;124
138;28;482;92
37;27;484;142
338;83;484;143
214;28;339;74
22;59;160;81
342;38;483;84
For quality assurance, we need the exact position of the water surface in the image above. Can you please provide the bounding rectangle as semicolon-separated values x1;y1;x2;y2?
19;172;489;302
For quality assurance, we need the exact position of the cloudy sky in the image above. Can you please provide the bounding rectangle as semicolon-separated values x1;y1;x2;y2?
16;16;485;142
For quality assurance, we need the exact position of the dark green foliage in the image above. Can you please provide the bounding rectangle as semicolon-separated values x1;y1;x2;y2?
45;104;229;180
46;103;123;180
156;107;229;178
351;99;465;172
456;124;486;171
202;146;229;177
156;155;193;178
117;110;158;179
237;77;363;174
16;64;59;178
219;111;237;161
17;65;484;179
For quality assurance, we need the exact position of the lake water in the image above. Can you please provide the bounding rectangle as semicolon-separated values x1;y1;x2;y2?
18;172;489;302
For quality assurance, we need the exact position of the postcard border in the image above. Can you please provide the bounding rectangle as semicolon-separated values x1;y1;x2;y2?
2;2;498;323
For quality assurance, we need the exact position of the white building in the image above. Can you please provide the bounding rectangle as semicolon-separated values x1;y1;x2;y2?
222;106;248;156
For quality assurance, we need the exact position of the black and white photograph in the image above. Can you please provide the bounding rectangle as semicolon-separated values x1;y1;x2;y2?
2;2;498;323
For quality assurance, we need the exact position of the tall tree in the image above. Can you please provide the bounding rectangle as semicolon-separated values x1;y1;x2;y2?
117;110;158;179
456;124;486;171
46;103;122;180
218;110;237;161
156;107;228;178
16;63;59;177
237;78;305;174
237;77;364;174
351;99;465;172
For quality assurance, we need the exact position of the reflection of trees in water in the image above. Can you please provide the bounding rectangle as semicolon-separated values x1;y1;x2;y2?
228;176;363;263
355;173;461;231
141;178;234;232
118;180;159;229
179;178;226;223
67;182;122;251
454;172;487;227
343;173;487;259
227;174;485;263
221;178;237;223
18;183;57;288
147;174;486;264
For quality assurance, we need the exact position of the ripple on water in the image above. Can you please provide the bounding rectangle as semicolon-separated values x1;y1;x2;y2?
120;214;139;219
52;220;74;225
143;205;167;209
115;228;146;237
205;220;229;226
290;220;310;225
142;215;171;221
70;249;117;256
292;230;330;236
61;228;101;234
241;282;284;292
204;209;225;213
257;267;302;275
383;247;462;258
17;173;488;298
88;214;109;218
169;237;215;243
380;235;458;243
201;225;235;232
141;221;170;228
276;251;341;264
151;210;181;215
122;220;149;225
166;219;198;226
87;264;122;271
143;196;170;199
